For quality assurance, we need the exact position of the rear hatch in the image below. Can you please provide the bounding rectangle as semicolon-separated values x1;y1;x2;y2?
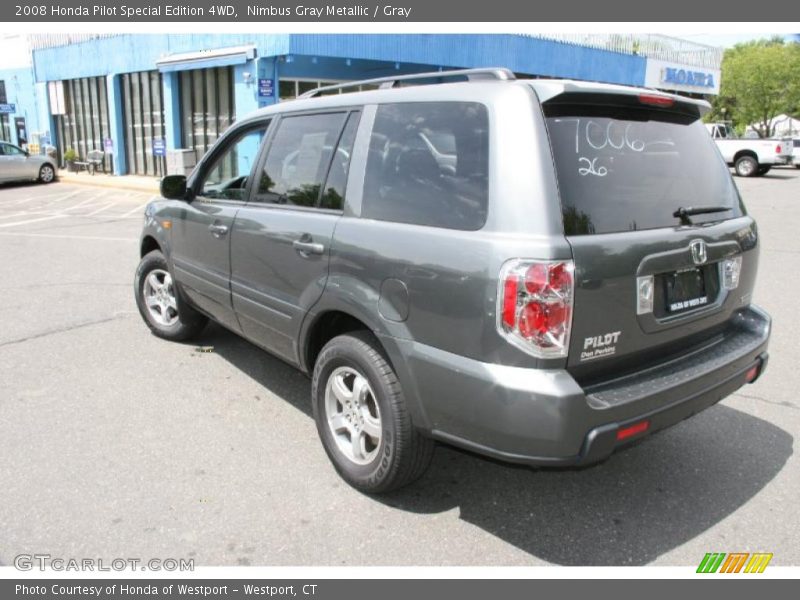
541;91;760;384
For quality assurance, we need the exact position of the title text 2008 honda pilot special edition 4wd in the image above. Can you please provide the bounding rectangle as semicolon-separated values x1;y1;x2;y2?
135;69;771;492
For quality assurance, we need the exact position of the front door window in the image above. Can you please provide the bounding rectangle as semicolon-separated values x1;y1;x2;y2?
197;125;269;202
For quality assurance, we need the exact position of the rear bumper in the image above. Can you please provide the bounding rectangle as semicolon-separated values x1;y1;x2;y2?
383;305;771;466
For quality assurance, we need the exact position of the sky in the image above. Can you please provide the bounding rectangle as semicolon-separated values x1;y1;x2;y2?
0;34;31;68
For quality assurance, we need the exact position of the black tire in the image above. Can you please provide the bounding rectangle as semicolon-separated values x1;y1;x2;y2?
757;166;771;176
734;155;758;177
312;331;435;493
134;249;207;341
38;163;56;184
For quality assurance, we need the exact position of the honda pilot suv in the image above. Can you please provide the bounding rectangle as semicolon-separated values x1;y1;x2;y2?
135;69;771;492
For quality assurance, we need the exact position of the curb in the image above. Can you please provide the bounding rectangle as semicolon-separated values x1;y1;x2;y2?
56;171;160;194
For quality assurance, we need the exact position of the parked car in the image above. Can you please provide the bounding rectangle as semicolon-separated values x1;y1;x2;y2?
135;69;771;492
706;122;792;176
0;141;57;184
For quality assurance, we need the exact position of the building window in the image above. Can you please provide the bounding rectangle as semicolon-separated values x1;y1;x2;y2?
0;116;10;142
121;70;166;177
179;66;234;160
54;76;112;172
277;79;377;102
0;80;6;104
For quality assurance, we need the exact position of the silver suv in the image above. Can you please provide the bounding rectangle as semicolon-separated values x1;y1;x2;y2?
135;69;771;492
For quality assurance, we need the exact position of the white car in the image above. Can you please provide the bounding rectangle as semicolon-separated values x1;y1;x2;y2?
794;139;800;169
0;141;57;184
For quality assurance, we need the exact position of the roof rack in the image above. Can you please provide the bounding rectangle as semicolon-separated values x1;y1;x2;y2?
298;68;516;99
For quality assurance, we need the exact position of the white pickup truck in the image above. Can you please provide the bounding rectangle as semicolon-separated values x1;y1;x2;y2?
706;122;793;177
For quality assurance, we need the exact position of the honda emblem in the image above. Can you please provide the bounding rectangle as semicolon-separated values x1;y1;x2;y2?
690;240;707;265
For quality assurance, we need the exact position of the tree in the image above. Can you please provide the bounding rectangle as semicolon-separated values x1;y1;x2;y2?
709;39;800;137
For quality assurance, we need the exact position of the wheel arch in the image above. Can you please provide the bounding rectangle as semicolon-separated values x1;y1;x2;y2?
302;310;378;375
300;304;431;430
734;149;759;164
140;235;161;258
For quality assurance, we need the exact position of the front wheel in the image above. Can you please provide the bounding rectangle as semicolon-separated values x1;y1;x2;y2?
734;155;758;177
312;331;435;493
134;250;207;341
38;163;55;183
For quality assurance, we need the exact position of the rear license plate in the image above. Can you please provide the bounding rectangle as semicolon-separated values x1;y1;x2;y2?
665;267;708;312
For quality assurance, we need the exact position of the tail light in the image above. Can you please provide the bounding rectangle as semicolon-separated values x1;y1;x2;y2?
497;259;574;358
616;420;650;441
639;93;675;107
776;144;782;154
722;255;742;290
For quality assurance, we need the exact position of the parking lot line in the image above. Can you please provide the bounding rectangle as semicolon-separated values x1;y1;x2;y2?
0;214;70;228
63;195;109;212
0;211;47;220
10;189;82;206
121;201;151;218
85;202;116;216
0;189;68;202
0;231;138;242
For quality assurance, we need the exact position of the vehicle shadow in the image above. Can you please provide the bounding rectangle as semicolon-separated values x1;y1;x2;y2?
0;180;46;190
757;172;797;180
201;323;793;566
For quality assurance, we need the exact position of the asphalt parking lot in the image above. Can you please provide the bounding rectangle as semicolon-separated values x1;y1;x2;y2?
0;170;798;567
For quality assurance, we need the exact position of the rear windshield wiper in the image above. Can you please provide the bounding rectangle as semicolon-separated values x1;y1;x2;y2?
673;205;732;224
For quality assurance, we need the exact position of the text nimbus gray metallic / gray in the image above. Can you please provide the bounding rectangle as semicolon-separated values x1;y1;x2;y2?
246;4;410;18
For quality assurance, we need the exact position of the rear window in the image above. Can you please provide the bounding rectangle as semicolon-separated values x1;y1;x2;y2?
544;103;744;236
362;102;489;231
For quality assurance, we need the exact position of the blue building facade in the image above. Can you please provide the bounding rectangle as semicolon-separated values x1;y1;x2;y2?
8;33;714;177
0;66;46;147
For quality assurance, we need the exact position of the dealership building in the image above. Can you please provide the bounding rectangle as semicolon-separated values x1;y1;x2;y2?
0;33;724;177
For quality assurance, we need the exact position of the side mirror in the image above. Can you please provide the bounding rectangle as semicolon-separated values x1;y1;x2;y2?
160;175;189;200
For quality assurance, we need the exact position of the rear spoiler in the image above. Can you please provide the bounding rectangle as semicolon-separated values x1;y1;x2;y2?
530;80;710;120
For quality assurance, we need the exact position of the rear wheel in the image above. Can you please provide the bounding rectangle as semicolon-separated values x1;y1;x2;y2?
757;166;771;176
312;331;435;493
134;250;207;341
38;164;55;183
734;155;758;177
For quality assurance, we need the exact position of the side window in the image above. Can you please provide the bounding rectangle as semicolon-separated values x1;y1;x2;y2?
255;112;347;207
362;102;489;231
320;111;360;210
3;144;24;156
198;123;269;201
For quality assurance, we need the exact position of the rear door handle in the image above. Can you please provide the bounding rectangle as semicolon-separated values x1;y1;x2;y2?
209;224;229;238
292;239;325;256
